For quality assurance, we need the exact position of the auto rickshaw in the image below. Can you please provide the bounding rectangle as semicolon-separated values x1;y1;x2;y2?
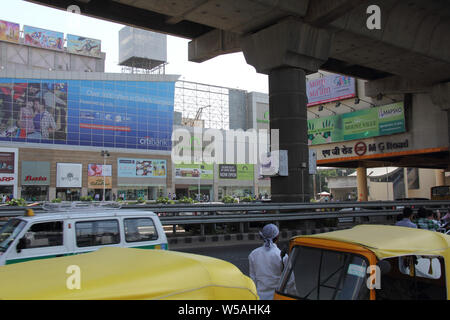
275;225;450;300
0;247;258;300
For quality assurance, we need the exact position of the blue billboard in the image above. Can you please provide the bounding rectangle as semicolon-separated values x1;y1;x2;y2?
0;78;175;151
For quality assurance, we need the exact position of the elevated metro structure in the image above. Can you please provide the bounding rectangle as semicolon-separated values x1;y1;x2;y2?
28;0;450;202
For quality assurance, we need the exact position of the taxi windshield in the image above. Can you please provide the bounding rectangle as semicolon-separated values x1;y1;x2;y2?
277;245;370;300
0;219;26;253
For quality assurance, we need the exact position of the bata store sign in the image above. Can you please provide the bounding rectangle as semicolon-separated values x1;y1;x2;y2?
313;136;412;163
21;161;50;186
56;163;82;188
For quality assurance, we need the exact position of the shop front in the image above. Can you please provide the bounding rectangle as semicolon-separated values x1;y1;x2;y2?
117;157;167;200
56;163;82;201
0;148;18;200
20;161;50;201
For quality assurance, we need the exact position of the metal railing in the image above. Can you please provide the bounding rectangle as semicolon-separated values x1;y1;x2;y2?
1;200;449;235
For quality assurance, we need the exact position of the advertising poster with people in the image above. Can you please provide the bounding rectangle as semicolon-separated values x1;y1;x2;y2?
67;34;102;57
118;158;166;178
23;26;64;51
175;163;214;180
0;78;175;151
0;81;68;141
0;20;20;43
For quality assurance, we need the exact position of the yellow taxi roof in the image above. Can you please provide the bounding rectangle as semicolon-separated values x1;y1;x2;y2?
0;247;258;300
296;225;450;259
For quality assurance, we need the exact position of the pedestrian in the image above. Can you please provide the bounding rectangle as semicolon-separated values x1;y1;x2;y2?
416;207;440;231
395;207;417;228
248;224;289;300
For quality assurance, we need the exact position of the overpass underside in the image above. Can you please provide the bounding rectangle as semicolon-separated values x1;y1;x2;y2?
26;0;450;201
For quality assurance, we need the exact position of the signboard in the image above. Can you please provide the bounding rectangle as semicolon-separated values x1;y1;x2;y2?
87;164;112;189
118;158;166;178
23;26;64;51
307;74;356;107
175;163;214;180
0;152;15;174
0;20;20;43
21;161;50;185
67;34;101;57
308;102;406;145
219;164;254;180
56;163;82;188
0;78;175;151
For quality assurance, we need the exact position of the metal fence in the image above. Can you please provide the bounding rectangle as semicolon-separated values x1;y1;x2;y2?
1;200;449;235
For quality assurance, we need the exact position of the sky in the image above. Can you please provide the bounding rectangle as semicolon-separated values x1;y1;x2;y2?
1;0;269;93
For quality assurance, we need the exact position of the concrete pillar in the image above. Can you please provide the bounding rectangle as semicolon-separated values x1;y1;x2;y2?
356;167;368;201
240;19;332;202
269;67;309;202
435;169;446;186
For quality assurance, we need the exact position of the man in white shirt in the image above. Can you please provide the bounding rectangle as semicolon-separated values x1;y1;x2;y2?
248;224;288;300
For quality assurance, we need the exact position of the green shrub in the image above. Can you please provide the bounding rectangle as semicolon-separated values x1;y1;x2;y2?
137;197;146;203
80;196;93;202
178;196;194;204
7;198;27;206
51;198;62;203
241;196;255;203
222;195;238;203
156;197;170;204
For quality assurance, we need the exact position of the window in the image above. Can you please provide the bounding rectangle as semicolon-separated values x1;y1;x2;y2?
75;219;120;247
124;218;158;243
277;246;370;300
23;221;63;249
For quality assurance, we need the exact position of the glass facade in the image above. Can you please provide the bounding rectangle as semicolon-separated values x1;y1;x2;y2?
0;78;175;151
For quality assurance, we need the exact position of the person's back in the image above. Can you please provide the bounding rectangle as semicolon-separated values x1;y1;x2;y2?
248;224;286;300
416;208;439;231
395;207;417;228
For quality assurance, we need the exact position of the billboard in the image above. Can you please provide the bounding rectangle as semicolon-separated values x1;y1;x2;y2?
308;102;406;145
24;26;64;51
0;20;20;43
219;164;254;180
56;163;82;188
175;163;213;180
67;34;101;57
0;78;175;151
307;74;356;107
118;158;166;178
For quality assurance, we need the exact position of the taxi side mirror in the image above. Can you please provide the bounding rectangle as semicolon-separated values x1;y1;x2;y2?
16;237;26;253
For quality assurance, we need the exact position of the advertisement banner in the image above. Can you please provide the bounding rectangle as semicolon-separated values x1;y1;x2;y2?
307;74;356;107
175;163;213;180
0;152;15;174
56;163;82;188
88;176;112;189
88;164;112;177
219;164;254;180
118;158;166;178
0;20;20;43
23;26;64;51
67;34;101;57
308;102;406;145
0;78;175;151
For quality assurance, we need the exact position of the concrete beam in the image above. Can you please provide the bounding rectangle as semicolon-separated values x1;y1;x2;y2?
365;76;433;97
240;18;332;74
305;0;369;26
431;82;450;111
188;29;241;63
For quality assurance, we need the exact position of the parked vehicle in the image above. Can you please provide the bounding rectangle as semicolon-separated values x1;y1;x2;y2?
275;225;450;300
0;203;167;265
0;246;258;299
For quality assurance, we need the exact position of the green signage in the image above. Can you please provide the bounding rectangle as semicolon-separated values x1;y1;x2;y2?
219;164;254;180
175;163;214;180
308;102;405;145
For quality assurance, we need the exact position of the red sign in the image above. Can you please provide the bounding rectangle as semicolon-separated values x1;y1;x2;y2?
24;176;47;182
0;177;14;182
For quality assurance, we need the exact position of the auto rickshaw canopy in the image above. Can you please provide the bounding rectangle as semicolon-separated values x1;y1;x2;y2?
298;225;450;260
0;247;258;300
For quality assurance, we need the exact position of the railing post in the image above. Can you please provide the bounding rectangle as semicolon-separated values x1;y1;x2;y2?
172;224;176;234
200;224;205;236
239;222;244;233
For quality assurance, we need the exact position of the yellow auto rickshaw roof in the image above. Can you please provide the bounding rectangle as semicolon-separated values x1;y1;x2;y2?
0;247;258;300
296;225;450;259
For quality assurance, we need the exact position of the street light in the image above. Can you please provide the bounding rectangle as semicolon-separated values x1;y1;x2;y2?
101;150;110;201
